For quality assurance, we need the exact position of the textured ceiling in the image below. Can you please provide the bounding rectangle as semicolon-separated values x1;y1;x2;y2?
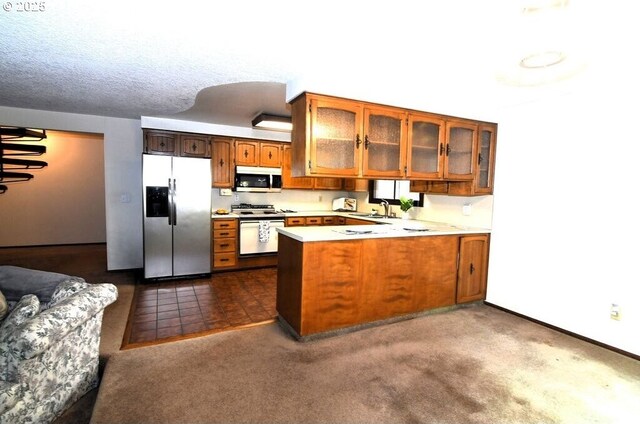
0;0;617;127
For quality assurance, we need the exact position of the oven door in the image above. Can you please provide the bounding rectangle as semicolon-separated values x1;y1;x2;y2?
239;219;285;256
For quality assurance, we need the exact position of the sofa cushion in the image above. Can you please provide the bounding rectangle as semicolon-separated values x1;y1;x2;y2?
0;266;71;303
0;294;40;338
0;290;8;321
47;279;89;308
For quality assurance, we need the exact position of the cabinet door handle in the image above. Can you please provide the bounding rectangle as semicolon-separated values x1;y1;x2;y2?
268;151;273;159
446;144;451;156
355;134;362;149
219;158;224;167
470;263;475;275
191;143;197;152
219;232;230;236
364;135;370;149
243;149;249;158
439;143;444;156
478;153;483;164
220;243;229;248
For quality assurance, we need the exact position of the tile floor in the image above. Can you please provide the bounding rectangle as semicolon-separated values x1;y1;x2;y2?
125;267;277;347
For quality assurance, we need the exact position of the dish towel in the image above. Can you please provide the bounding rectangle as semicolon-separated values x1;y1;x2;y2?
258;221;270;243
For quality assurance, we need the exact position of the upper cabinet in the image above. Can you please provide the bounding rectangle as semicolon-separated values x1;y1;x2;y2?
235;139;282;167
474;123;497;194
444;120;477;181
406;113;445;179
211;137;234;188
179;134;211;158
282;145;345;190
143;130;178;156
308;96;362;176
362;106;407;178
143;129;211;158
294;94;406;179
290;92;496;195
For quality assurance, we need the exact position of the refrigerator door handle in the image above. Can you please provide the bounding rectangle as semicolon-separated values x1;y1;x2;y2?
172;178;177;226
167;178;173;225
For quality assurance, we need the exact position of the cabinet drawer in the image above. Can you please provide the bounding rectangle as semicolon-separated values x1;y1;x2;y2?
213;238;236;253
305;217;323;226
214;229;236;239
286;217;306;226
213;219;237;230
213;252;237;268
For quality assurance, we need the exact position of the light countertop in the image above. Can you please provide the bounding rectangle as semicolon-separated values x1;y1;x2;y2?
276;221;490;242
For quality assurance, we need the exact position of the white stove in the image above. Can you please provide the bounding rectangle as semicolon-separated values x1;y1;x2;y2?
231;204;285;256
231;203;285;220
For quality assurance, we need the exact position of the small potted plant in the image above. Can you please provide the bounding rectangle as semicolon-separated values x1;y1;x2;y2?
399;196;413;219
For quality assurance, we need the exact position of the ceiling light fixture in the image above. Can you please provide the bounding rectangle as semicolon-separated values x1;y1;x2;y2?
520;50;567;68
251;114;292;132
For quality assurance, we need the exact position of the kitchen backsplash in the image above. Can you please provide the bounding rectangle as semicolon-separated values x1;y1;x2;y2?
211;188;493;229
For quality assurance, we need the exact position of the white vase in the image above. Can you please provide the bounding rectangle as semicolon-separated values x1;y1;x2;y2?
401;211;410;220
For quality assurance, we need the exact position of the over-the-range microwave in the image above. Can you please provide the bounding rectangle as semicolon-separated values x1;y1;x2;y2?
234;166;282;193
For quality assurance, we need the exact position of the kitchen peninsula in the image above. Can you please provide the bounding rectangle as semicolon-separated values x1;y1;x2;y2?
276;223;490;339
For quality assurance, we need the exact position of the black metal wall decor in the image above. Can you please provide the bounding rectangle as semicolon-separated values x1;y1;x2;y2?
0;126;48;194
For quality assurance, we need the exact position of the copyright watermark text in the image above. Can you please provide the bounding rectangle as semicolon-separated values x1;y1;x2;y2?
3;2;46;12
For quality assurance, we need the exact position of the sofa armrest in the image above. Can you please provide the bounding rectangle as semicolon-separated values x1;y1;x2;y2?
3;283;118;360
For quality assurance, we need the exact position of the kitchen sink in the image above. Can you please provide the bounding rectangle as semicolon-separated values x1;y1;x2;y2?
348;213;399;219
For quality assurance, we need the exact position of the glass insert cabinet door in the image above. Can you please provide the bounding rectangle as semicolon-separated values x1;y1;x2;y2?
475;123;497;193
309;98;362;176
362;107;406;178
407;113;445;179
444;120;477;180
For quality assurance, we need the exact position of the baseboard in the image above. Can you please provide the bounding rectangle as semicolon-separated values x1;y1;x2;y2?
484;301;639;361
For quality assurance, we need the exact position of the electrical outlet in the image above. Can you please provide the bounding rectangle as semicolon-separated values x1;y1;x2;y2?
318;195;323;202
462;203;472;216
234;194;239;201
610;303;621;321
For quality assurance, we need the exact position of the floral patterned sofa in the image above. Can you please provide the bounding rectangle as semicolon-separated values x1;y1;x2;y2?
0;266;118;424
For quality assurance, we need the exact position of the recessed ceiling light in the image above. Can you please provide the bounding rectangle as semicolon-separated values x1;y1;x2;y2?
520;50;567;68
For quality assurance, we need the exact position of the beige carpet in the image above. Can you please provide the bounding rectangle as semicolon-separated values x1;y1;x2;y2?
90;304;640;424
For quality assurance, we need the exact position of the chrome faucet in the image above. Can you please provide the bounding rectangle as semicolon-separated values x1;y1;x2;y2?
380;199;390;218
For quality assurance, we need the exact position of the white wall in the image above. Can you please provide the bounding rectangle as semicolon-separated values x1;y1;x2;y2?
0;130;106;246
487;83;640;355
0;106;143;270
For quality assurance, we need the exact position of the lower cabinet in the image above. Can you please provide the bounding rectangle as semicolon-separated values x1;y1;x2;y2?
456;234;489;303
212;219;238;269
277;233;488;337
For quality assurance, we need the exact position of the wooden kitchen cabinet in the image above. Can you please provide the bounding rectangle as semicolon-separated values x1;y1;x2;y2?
277;234;461;337
342;179;369;192
474;123;497;194
413;123;496;196
260;142;282;167
282;145;344;190
443;120;477;180
143;130;178;156
406;113;446;179
282;145;315;189
235;139;282;167
212;219;238;269
211;137;234;188
235;140;259;166
456;234;489;303
290;93;406;179
179;134;211;158
285;217;306;226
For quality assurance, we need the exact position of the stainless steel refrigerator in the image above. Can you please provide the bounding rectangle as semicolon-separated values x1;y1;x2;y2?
143;154;211;279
